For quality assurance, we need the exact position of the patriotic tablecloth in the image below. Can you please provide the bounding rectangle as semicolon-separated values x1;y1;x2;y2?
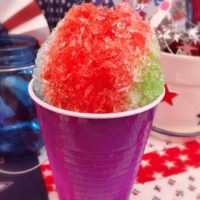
0;134;200;200
40;135;200;200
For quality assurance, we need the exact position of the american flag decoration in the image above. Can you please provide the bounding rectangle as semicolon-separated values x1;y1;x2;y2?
35;0;114;31
0;0;175;42
156;24;200;56
0;0;50;42
156;0;200;56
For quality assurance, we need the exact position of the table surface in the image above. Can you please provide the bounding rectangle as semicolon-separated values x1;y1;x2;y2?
0;133;200;200
39;134;200;200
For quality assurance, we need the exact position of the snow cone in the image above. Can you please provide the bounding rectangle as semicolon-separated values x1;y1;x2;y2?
29;3;164;200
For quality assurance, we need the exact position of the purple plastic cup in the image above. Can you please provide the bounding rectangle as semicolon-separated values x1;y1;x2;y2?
29;79;164;200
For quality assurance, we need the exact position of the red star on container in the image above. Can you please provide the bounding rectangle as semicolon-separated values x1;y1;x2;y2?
162;84;178;106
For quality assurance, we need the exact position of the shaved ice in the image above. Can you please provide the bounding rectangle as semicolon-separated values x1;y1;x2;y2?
34;3;164;113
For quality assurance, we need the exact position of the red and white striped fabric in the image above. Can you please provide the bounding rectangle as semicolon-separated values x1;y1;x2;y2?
0;0;49;42
40;137;200;200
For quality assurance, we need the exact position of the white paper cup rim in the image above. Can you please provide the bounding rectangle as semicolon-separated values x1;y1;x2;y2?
29;79;165;119
161;52;200;61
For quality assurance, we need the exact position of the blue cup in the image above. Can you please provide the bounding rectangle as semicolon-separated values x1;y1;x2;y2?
0;35;43;155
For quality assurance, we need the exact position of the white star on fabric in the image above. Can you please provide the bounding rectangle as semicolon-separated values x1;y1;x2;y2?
43;170;52;177
163;31;171;40
165;161;175;169
174;33;181;42
188;27;199;44
141;160;150;168
157;151;166;157
153;172;163;179
178;145;187;151
186;166;195;171
179;155;188;161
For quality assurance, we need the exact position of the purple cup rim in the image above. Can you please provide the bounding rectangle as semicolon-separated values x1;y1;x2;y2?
28;79;165;119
